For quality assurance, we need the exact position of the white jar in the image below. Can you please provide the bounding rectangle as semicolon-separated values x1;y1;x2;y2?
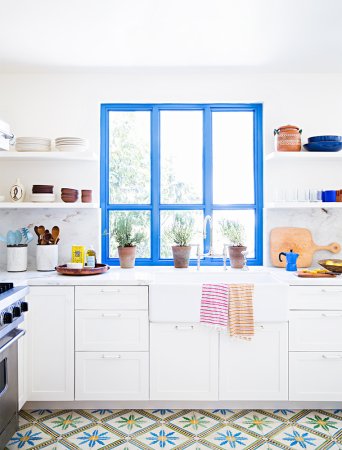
7;246;28;272
36;245;58;271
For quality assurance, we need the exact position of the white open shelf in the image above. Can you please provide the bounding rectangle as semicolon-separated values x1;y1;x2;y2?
265;151;342;161
265;202;342;209
0;151;98;161
0;202;99;209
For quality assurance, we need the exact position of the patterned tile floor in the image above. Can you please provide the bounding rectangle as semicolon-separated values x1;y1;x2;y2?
5;409;342;450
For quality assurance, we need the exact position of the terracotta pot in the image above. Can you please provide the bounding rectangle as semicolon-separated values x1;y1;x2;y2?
228;245;247;269
274;125;302;152
118;246;136;268
172;246;191;268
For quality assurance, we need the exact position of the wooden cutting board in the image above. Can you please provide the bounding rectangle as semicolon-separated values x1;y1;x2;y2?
270;227;341;268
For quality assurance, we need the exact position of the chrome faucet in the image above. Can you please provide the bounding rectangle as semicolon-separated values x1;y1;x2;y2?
195;215;229;270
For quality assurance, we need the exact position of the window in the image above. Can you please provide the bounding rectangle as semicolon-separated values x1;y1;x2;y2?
101;104;263;265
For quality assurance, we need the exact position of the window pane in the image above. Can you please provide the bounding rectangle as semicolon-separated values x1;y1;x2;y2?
160;210;203;259
160;111;203;204
213;210;255;258
212;111;254;204
109;210;151;258
109;111;150;204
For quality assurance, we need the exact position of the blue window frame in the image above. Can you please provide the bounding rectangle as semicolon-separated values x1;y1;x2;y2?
101;103;263;266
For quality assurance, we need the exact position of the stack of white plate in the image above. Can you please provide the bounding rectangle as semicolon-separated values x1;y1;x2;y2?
55;137;89;152
31;193;56;202
16;137;51;152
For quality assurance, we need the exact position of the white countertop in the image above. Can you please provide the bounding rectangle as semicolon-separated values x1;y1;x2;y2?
0;266;342;286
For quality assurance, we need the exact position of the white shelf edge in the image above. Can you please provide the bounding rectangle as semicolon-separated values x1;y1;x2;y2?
0;151;98;161
0;202;99;209
265;151;342;161
265;202;341;209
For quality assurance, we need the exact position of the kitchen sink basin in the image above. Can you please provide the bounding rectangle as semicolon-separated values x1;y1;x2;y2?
149;270;288;323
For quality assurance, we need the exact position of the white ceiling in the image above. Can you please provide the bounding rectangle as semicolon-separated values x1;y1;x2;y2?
1;0;342;72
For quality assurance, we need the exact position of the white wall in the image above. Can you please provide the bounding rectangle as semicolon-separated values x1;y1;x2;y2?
1;69;342;267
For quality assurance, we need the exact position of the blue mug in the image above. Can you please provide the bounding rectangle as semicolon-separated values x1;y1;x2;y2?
322;190;336;202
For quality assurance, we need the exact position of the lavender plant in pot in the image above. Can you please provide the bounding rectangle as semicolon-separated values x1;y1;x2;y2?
220;220;246;269
166;215;194;268
111;215;145;269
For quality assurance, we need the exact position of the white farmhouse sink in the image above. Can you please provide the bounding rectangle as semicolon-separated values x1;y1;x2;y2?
149;270;288;323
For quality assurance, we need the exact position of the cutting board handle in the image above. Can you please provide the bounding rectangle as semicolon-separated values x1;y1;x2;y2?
315;242;341;253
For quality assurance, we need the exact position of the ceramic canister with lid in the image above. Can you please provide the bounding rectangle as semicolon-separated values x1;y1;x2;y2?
274;125;302;152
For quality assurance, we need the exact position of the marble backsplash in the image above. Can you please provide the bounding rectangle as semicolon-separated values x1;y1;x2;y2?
0;209;101;271
264;207;342;267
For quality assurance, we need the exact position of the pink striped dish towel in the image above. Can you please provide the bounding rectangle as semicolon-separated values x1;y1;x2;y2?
200;283;229;331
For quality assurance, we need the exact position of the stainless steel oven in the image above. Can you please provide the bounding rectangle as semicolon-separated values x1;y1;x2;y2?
0;283;29;449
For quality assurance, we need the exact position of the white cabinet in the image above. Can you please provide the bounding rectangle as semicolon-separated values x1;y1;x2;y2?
75;286;148;310
75;310;149;351
150;323;218;400
289;286;342;310
27;286;74;401
290;352;342;401
75;351;149;400
290;310;342;351
219;323;288;400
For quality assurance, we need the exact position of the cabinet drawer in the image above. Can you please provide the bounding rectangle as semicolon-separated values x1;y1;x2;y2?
75;286;148;310
75;310;149;351
289;286;342;310
290;352;342;401
75;352;149;400
290;310;342;351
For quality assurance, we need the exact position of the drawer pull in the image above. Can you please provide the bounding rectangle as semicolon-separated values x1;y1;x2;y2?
100;289;121;294
101;313;122;318
322;354;342;360
321;313;342;318
102;354;121;359
256;325;265;330
175;325;194;331
321;289;342;293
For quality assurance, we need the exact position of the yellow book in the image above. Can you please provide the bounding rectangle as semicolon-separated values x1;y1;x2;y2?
72;246;85;266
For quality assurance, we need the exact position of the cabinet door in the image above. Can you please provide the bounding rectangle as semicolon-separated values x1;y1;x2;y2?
150;323;218;400
290;311;342;351
27;286;74;401
290;352;342;401
75;310;149;351
219;323;288;400
75;352;149;400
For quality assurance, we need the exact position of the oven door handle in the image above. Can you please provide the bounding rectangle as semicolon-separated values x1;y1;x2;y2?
0;329;25;354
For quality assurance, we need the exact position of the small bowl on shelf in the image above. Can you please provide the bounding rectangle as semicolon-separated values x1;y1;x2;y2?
303;142;342;152
308;135;342;143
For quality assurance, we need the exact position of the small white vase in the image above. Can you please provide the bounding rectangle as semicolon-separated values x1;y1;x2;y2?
7;246;28;272
10;178;25;203
36;245;58;271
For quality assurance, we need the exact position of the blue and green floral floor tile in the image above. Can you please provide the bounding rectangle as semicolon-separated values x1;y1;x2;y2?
63;424;123;449
6;424;56;449
296;412;342;438
41;410;93;436
146;410;179;420
18;415;32;430
203;424;259;449
82;409;117;421
233;411;285;436
271;424;328;449
104;410;157;435
264;410;303;421
169;411;220;436
204;409;239;421
133;425;189;449
110;442;144;450
21;410;56;421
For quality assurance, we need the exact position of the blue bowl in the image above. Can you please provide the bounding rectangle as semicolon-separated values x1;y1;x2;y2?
308;135;342;143
304;142;342;152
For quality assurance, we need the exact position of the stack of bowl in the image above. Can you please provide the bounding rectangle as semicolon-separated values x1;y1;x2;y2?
61;188;78;203
31;185;55;202
304;135;342;152
81;190;92;203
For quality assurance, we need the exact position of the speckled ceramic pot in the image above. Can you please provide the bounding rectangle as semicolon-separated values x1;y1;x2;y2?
274;125;302;152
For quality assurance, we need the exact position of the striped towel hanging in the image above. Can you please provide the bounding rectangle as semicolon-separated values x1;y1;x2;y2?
228;283;255;340
200;283;229;330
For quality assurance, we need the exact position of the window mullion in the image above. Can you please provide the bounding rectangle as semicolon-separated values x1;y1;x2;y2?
151;106;160;264
203;106;213;254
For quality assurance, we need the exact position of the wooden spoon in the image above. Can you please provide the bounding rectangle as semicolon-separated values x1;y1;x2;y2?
34;225;41;244
38;225;45;244
51;226;60;245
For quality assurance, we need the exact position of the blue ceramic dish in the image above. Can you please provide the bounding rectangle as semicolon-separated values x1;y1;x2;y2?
304;142;342;152
308;135;342;143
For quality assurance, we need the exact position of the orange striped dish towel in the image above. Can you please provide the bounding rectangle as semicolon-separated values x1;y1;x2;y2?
228;284;254;340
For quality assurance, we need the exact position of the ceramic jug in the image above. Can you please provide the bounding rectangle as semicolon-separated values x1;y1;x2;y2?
274;125;302;152
279;249;299;271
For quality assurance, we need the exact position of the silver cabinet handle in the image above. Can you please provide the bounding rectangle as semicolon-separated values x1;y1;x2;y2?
102;354;121;359
0;329;25;353
101;313;121;318
322;354;342;359
175;325;194;331
321;313;342;317
321;289;342;293
100;289;121;294
255;325;265;330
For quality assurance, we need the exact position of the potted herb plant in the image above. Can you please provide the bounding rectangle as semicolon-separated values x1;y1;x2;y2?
111;215;145;268
167;215;194;268
220;220;246;269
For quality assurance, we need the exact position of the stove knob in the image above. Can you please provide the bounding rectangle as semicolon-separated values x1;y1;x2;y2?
12;306;21;318
3;312;13;324
20;302;29;313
